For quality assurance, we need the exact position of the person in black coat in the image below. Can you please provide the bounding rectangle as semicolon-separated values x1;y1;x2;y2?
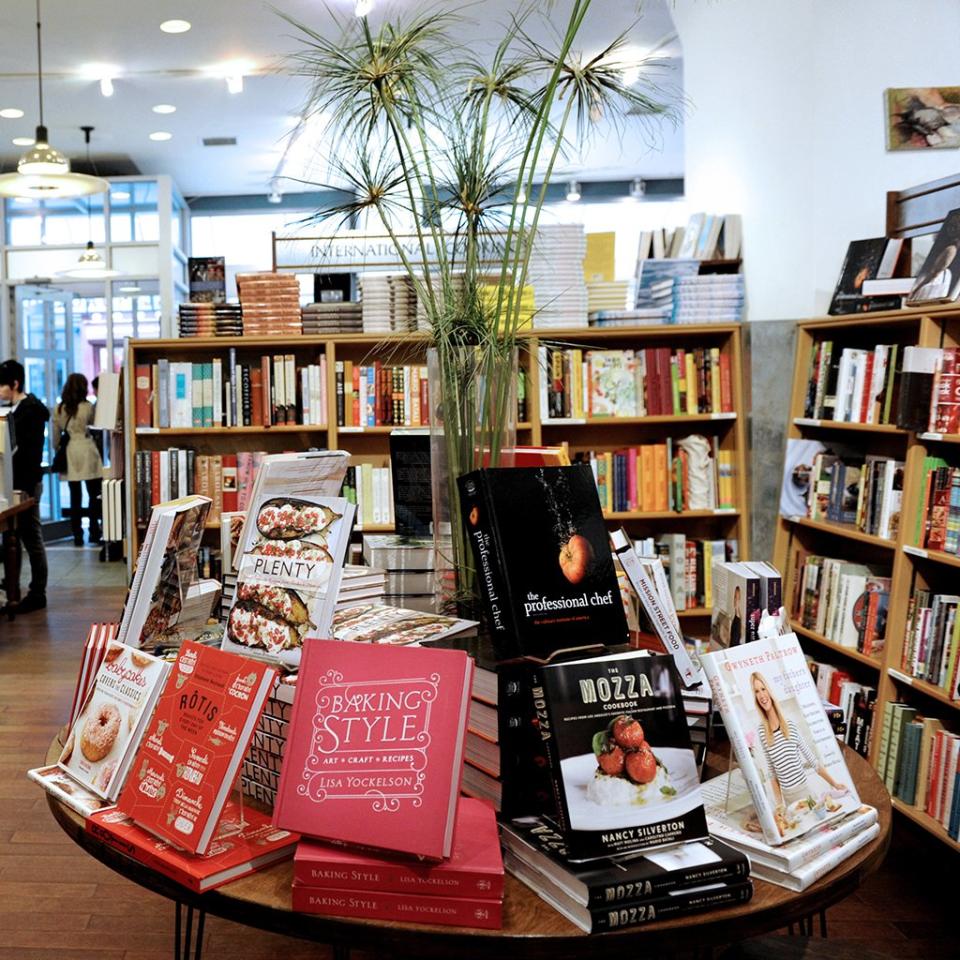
0;359;50;611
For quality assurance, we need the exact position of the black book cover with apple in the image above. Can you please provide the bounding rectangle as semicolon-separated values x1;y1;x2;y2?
530;650;709;861
457;465;628;660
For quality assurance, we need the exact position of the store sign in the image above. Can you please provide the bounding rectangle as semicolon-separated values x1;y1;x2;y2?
274;231;517;270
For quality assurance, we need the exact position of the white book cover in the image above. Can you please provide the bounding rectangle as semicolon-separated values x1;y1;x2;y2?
224;473;355;667
701;633;861;845
748;822;880;891
58;642;171;800
701;768;878;873
27;764;116;818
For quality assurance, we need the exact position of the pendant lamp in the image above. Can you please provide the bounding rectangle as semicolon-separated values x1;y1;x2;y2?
58;127;119;279
0;1;109;199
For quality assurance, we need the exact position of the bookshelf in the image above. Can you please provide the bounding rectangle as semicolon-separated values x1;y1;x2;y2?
772;304;960;851
125;322;750;632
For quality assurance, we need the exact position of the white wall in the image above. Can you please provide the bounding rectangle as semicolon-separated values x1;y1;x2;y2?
674;0;960;320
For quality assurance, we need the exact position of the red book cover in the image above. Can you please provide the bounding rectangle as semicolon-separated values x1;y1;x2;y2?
927;468;951;552
250;368;264;427
719;352;733;412
643;348;658;415
117;641;277;854
272;639;474;860
68;622;118;727
659;347;673;417
293;797;502;898
291;884;502;929
87;801;298;893
420;377;430;426
221;455;239;513
352;364;361;427
150;451;161;507
135;364;152;427
627;446;638;511
934;348;960;435
858;351;875;423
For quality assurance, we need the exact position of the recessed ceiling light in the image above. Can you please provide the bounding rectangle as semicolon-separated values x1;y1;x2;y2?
160;19;191;33
152;104;176;114
118;285;141;293
12;136;35;146
111;190;130;201
149;131;172;141
0;108;24;119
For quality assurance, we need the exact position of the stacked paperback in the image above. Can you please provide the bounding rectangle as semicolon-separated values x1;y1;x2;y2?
301;301;363;334
360;273;418;333
528;224;589;328
178;302;243;337
236;272;302;335
362;533;442;611
669;274;745;324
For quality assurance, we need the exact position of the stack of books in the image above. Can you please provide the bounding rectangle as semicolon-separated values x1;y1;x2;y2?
236;272;302;335
363;533;443;611
416;273;464;332
178;302;243;337
240;673;295;807
670;274;745;324
336;563;388;609
635;258;700;319
586;279;636;318
528;224;589;328
359;273;418;333
301;301;363;334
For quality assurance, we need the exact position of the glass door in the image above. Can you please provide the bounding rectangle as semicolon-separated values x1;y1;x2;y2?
15;284;74;526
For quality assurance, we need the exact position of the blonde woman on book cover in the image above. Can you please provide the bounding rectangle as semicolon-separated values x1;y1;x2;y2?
750;671;848;835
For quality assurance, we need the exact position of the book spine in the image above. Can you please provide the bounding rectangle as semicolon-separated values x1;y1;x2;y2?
292;862;504;899
589;882;753;932
585;859;749;908
528;665;570;835
336;360;345;426
290;886;502;929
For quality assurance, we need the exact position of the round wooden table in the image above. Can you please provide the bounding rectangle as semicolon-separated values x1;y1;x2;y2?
45;740;890;960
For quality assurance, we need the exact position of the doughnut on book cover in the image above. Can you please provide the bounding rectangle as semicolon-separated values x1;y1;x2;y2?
458;465;628;659
272;639;474;861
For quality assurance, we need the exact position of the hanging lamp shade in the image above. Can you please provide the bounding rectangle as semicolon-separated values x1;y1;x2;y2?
58;241;120;279
18;125;69;175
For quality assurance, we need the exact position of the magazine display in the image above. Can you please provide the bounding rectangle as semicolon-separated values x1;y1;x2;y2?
224;494;354;667
531;649;709;860
701;634;861;845
58;641;170;800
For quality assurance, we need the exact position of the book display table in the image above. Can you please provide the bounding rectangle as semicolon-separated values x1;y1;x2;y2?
44;738;891;960
1;497;35;620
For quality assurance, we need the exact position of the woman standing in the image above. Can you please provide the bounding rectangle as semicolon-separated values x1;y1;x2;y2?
54;373;103;545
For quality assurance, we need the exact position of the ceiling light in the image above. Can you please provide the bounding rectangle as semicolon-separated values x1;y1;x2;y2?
152;104;176;114
629;177;646;199
118;285;141;293
12;136;34;146
566;180;581;202
355;0;375;15
19;127;69;175
160;19;191;33
111;190;130;201
99;77;114;97
267;189;282;204
226;74;244;94
0;108;24;119
59;241;120;279
149;131;172;141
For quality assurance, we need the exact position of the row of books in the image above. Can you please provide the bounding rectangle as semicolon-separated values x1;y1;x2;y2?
807;659;876;757
539;345;734;420
789;551;890;656
800;446;903;541
635;213;742;266
802;342;902;424
336;361;430;428
877;705;960;839
645;536;739;612
134;352;328;429
341;463;395;529
900;587;960;697
579;440;736;514
916;458;960;555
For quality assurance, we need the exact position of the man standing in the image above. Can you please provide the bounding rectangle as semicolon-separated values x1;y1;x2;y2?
0;359;49;612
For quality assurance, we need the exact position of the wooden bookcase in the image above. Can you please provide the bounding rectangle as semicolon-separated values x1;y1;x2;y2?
124;322;750;633
772;304;960;853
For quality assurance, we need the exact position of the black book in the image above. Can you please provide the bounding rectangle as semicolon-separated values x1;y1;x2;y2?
458;465;628;660
241;366;252;426
501;817;748;908
388;429;433;538
503;848;752;933
896;346;941;430
828;238;891;315
530;649;709;861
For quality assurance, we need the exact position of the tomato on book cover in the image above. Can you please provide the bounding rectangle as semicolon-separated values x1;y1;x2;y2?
272;639;474;861
458;465;628;659
532;650;709;861
117;641;277;855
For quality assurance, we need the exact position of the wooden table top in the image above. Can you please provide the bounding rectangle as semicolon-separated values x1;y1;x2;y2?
44;740;891;959
0;497;35;524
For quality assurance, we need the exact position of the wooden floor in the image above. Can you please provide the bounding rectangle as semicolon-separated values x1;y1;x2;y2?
0;547;955;959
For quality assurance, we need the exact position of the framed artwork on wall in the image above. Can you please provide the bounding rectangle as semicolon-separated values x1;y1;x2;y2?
886;86;960;150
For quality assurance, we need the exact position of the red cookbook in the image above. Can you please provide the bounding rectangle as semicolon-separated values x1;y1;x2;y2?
273;639;474;860
117;641;277;854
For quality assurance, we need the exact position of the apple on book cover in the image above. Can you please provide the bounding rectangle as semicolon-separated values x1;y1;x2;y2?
117;641;277;855
272;639;474;861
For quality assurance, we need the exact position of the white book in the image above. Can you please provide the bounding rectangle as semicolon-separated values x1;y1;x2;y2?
838;573;867;649
301;367;311;425
701;769;878;873
834;350;852;421
212;359;223;427
748;822;880;891
701;633;862;845
865;345;888;425
849;349;868;423
92;371;121;431
285;355;296;418
58;642;171;800
678;213;705;259
158;451;170;503
177;450;188;500
538;345;550;420
877;459;903;540
28;764;115;818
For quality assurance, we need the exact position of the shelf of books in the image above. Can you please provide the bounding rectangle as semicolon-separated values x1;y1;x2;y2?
125;323;749;633
773;305;960;850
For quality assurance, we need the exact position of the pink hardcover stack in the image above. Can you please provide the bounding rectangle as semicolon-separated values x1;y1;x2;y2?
68;622;119;727
290;797;504;928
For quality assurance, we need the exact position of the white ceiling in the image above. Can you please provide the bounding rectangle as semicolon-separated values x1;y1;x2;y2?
0;0;684;199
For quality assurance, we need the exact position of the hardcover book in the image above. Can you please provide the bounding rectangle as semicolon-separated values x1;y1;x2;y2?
388;429;433;537
530;649;709;861
293;796;503;897
272;639;474;860
828;238;896;315
500;816;748;908
27;764;115;818
710;561;762;648
117;641;277;855
331;602;477;646
700;634;862;846
458;465;628;659
503;849;752;933
223;492;355;667
906;209;960;305
58;641;170;800
87;800;298;892
117;496;212;649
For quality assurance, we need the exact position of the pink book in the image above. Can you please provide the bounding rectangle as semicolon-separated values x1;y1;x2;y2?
272;639;474;860
293;797;503;898
627;447;639;512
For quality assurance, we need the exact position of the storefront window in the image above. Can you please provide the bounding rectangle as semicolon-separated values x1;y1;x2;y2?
109;181;160;243
4;194;106;247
